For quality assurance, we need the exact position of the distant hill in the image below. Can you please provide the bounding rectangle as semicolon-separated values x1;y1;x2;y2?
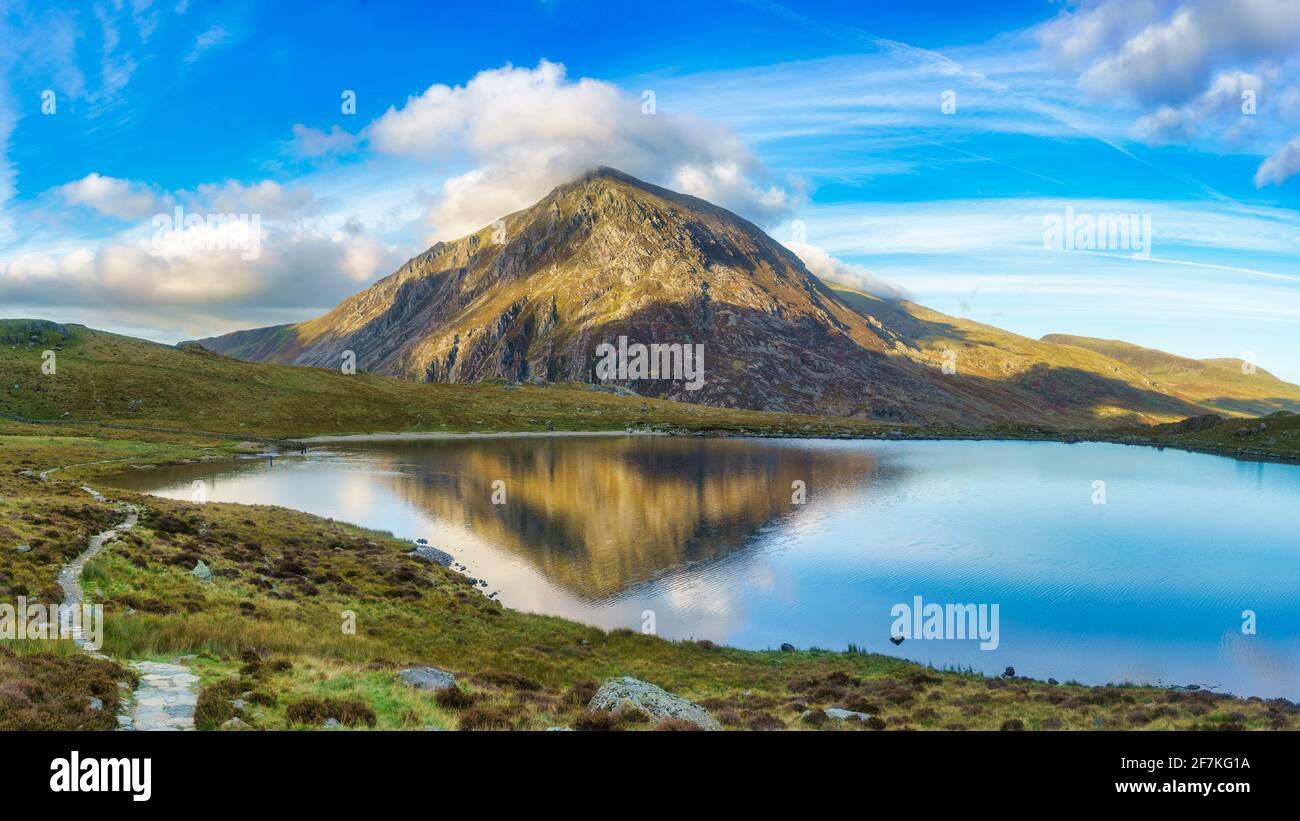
1042;334;1300;417
826;286;1207;424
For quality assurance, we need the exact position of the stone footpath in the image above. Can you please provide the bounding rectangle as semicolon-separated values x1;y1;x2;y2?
124;661;200;731
56;503;137;648
50;479;200;731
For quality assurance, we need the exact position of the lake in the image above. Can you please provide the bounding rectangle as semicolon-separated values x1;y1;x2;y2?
104;435;1300;699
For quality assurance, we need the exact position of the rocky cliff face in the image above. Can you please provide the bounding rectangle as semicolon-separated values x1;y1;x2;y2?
195;168;1248;427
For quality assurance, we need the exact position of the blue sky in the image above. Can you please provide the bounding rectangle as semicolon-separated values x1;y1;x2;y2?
3;0;1300;381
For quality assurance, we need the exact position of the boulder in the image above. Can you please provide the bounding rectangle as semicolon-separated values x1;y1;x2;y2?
14;544;31;553
824;707;872;722
408;546;453;567
397;666;456;691
191;560;213;582
587;676;720;730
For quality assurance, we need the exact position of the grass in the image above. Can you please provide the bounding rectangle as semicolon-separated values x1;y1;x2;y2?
1112;410;1300;462
1;432;1293;731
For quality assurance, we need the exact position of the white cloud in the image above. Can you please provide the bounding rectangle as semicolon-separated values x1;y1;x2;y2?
366;60;797;240
1134;70;1266;143
289;124;359;159
1040;0;1300;106
3;171;407;320
59;173;169;220
1037;0;1300;183
93;3;137;100
190;179;315;217
1254;136;1300;186
784;240;910;301
184;24;229;64
0;221;404;312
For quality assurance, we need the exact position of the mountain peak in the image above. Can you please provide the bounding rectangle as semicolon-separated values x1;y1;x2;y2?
548;166;687;204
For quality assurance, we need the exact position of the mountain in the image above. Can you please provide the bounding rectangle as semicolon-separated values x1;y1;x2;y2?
195;168;1294;427
1040;335;1300;417
197;167;970;423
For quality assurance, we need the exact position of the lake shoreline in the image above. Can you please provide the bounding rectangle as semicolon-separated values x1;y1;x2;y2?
283;424;1300;466
295;429;667;443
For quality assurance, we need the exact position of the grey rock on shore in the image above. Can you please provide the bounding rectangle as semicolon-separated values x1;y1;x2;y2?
824;707;872;722
408;546;453;567
587;676;720;730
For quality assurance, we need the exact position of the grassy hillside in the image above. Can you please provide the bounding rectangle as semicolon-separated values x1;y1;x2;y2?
828;286;1208;424
0;320;895;439
1043;334;1300;417
1112;409;1300;462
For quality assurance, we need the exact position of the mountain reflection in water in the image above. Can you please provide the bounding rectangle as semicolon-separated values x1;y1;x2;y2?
351;436;883;598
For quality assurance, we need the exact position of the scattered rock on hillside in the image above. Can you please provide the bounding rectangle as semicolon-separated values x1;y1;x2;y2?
587;676;720;731
14;544;31;553
824;707;872;722
191;560;213;582
408;546;453;567
398;666;456;691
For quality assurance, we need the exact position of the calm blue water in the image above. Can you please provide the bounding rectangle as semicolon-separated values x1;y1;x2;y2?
106;436;1300;699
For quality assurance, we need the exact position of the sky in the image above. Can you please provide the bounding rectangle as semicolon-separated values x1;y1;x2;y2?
2;0;1299;381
